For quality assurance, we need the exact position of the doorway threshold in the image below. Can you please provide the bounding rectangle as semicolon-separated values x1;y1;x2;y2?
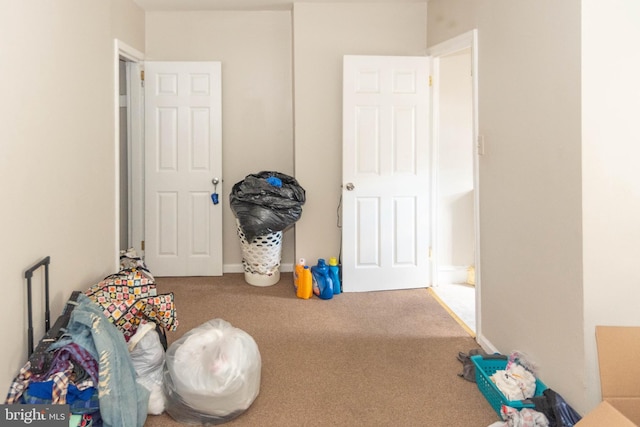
427;286;475;338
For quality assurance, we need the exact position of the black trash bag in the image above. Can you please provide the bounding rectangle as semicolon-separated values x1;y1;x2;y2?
530;388;582;427
230;171;306;242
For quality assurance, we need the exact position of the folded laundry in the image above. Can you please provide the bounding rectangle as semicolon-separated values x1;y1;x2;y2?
491;363;537;401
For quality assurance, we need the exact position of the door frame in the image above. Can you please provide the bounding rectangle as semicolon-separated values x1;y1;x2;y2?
427;30;482;338
114;39;144;269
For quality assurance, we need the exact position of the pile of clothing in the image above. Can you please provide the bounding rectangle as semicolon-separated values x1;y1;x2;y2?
5;249;178;427
484;352;582;427
488;406;550;427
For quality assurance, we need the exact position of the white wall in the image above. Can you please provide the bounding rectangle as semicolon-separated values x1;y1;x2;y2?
0;0;144;391
429;0;587;412
144;11;295;270
111;0;145;52
293;2;428;264
582;0;640;409
437;49;474;278
430;0;640;413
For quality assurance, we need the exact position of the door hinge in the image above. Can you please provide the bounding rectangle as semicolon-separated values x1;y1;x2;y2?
141;240;145;251
140;70;145;81
429;75;433;87
428;246;432;259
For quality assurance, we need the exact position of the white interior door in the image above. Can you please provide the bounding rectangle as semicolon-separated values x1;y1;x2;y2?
342;55;431;292
144;61;222;276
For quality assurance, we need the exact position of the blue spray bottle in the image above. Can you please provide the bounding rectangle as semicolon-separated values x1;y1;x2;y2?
328;257;341;295
311;258;333;300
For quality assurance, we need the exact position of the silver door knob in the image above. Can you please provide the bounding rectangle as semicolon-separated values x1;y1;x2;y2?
345;183;355;191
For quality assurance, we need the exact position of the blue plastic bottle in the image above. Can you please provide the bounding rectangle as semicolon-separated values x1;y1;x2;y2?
328;257;341;295
311;258;333;300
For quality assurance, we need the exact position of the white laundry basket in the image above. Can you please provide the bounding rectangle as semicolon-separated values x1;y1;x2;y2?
236;219;282;286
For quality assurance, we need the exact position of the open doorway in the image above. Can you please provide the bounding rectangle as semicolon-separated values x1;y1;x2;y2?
118;58;129;250
428;31;479;336
114;40;144;261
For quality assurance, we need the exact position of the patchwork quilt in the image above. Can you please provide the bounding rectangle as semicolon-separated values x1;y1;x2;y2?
84;250;178;342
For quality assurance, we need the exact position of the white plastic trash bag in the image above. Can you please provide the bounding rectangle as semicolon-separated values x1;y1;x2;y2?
163;319;262;424
128;323;166;415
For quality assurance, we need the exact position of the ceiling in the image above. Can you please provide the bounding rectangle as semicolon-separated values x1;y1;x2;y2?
133;0;426;11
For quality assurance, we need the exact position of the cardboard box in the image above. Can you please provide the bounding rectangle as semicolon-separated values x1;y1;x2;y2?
577;326;640;426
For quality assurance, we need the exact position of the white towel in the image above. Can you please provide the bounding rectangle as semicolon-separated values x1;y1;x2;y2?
491;363;537;401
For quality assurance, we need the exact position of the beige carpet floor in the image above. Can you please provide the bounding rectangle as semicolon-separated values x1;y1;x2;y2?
144;273;499;426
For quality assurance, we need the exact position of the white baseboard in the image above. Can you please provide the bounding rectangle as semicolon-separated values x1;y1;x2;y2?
223;263;244;273
437;265;469;284
280;263;293;272
476;332;499;354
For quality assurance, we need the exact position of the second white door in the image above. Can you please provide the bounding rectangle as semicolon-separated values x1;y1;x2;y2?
342;55;431;292
144;61;223;276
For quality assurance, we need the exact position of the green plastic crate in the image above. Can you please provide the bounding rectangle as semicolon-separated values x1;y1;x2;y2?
470;354;547;416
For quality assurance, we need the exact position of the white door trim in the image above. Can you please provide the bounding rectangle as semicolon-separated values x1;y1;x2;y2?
427;30;482;340
114;39;144;270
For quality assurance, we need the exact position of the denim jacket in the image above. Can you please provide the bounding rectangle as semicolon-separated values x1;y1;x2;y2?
53;294;148;427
